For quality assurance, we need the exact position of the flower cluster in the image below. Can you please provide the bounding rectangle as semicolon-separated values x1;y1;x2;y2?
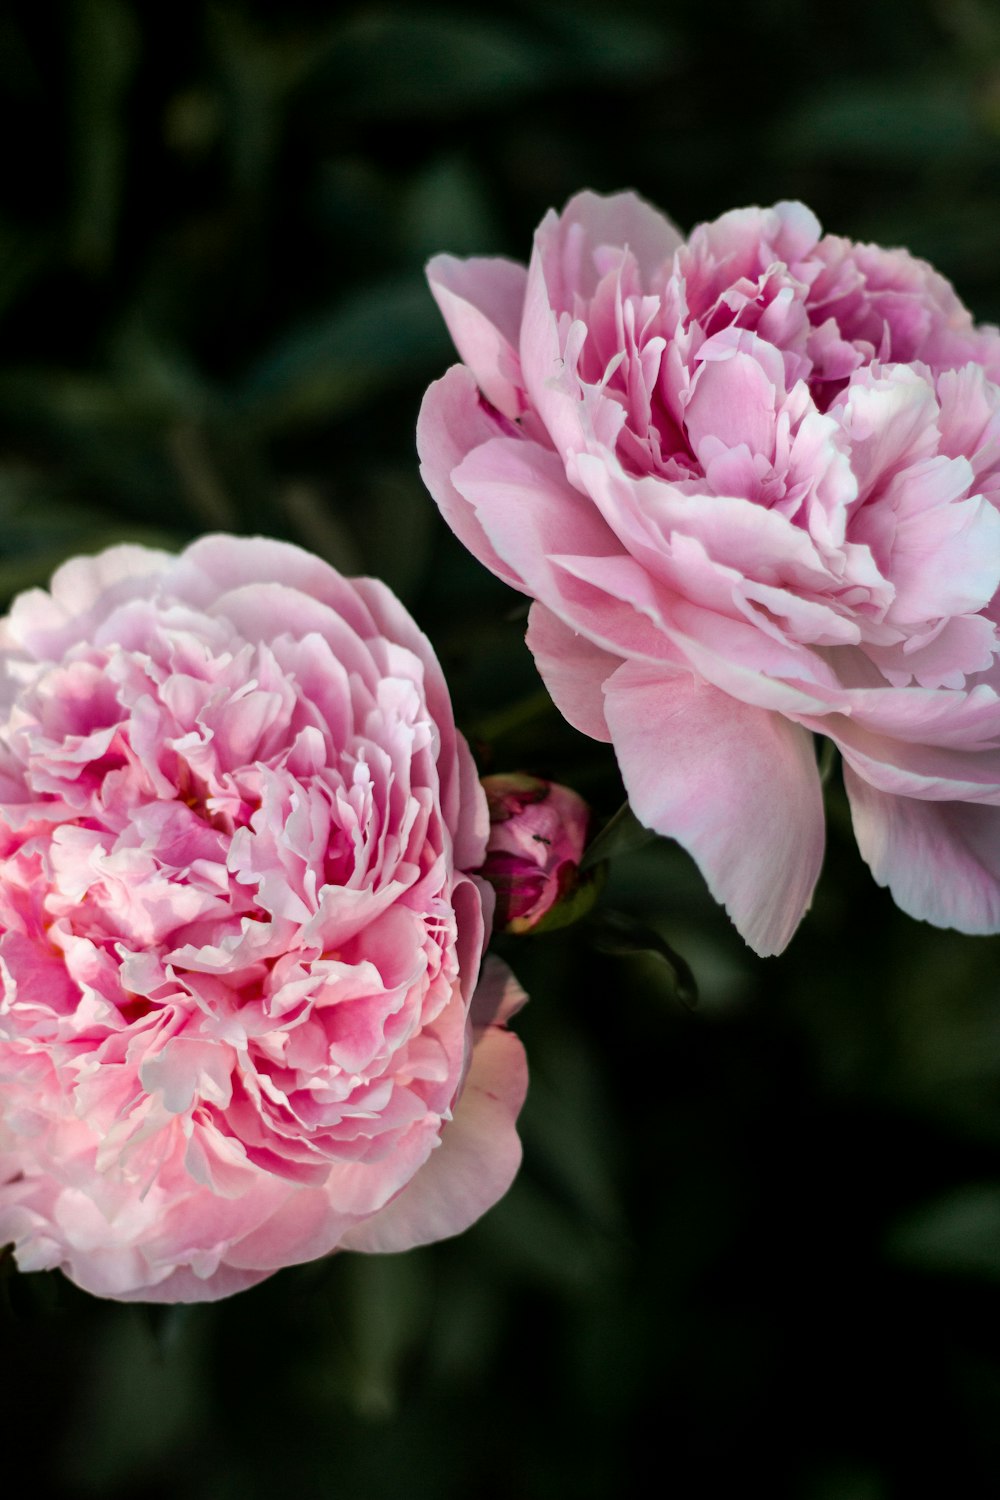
419;192;1000;953
0;537;527;1301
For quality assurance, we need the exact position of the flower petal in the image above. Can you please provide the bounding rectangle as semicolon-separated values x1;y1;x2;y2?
845;765;1000;931
603;661;825;955
338;1023;528;1253
427;254;527;418
525;602;616;742
416;366;525;590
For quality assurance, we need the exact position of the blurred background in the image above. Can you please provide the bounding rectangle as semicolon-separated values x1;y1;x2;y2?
2;1;1000;1495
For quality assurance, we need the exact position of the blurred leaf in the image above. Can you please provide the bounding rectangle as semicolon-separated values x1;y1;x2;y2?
108;317;214;419
529;0;672;78
589;908;699;1009
358;468;436;601
0;369;205;519
306;11;551;119
208;4;311;197
400;156;501;262
340;1252;433;1418
1;364;193;431
167;422;239;530
467;696;560;756
281;480;364;575
519;1025;622;1229
936;0;1000;62
777;78;981;164
70;0;139;271
0;464;180;601
237;278;449;429
479;1175;615;1296
58;1306;208;1492
311;158;396;258
887;1184;1000;1279
421;1262;504;1383
304;5;670;121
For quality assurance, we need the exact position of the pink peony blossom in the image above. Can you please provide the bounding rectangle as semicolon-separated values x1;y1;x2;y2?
0;536;527;1302
418;191;1000;955
479;773;590;933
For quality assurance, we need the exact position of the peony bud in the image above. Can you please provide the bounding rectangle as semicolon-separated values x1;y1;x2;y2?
480;774;591;934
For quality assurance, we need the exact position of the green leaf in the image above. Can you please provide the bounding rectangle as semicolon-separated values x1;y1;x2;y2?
580;801;657;871
477;1175;614;1296
304;12;551;120
400;155;500;262
588;908;699;1010
236;278;449;430
777;78;981;165
465;688;556;747
886;1184;1000;1280
70;0;139;272
301;5;670;122
0;465;182;603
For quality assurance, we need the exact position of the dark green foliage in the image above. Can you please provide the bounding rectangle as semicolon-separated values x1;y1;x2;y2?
1;2;1000;1496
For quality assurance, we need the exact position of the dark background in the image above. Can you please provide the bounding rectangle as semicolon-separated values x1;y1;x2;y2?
2;2;1000;1495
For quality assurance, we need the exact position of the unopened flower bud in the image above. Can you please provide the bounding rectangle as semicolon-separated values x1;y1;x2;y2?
480;774;591;934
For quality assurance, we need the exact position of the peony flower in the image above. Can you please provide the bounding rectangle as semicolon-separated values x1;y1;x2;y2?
479;773;590;933
418;191;1000;955
0;536;527;1302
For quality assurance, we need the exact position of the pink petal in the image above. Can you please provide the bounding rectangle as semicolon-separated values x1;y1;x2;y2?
338;1024;528;1253
450;436;671;662
468;954;529;1030
113;1263;275;1304
352;574;490;873
427;254;527;418
685;348;781;462
603;661;825;955
845;765;1000;931
525;602;617;742
818;708;1000;800
416;366;525;590
179;534;376;637
539;190;683;307
5;545;173;660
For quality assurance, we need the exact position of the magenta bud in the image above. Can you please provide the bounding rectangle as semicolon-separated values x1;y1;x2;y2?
479;773;591;934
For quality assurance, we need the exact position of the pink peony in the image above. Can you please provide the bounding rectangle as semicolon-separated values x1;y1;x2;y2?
0;536;527;1302
479;773;590;933
418;191;1000;955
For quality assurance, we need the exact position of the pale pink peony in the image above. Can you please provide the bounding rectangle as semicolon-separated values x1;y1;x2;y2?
418;191;1000;954
479;773;590;933
0;536;527;1302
